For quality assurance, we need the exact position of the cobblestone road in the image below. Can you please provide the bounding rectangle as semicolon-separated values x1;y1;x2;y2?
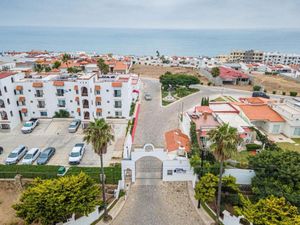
111;181;205;225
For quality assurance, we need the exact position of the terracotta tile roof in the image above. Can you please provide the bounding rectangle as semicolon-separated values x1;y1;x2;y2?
239;105;285;122
239;97;277;105
0;71;17;79
219;66;249;79
95;85;101;91
194;106;213;114
51;68;60;72
164;129;190;152
114;61;127;71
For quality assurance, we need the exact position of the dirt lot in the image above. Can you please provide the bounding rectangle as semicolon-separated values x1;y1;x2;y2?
130;64;209;84
252;72;300;94
0;188;23;225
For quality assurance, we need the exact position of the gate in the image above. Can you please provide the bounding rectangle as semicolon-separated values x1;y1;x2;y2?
135;156;162;179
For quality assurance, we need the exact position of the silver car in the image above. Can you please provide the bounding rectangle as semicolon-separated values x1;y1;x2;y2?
68;119;81;133
144;93;152;101
5;145;28;165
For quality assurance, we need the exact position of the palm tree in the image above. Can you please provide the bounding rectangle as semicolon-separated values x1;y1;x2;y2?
62;53;71;67
207;123;240;224
83;119;114;221
97;58;109;74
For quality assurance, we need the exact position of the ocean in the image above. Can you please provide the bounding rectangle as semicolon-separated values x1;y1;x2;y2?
1;26;300;57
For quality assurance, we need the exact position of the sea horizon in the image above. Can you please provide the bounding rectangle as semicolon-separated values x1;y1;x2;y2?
1;26;300;56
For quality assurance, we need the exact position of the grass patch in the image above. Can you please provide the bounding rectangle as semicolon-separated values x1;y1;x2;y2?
0;165;60;179
0;164;121;184
277;139;300;153
211;96;226;102
230;151;254;167
161;87;199;106
66;165;121;184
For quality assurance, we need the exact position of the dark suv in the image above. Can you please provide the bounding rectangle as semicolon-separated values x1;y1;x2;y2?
252;91;270;99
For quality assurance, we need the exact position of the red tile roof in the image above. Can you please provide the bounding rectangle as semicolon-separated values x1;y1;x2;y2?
0;71;17;79
165;129;190;152
239;105;285;122
219;67;249;79
194;106;213;114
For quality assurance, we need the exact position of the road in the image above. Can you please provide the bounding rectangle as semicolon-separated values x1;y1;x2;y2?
111;181;205;225
134;78;253;147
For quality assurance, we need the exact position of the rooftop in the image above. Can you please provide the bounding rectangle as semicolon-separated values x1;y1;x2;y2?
219;66;249;79
164;129;190;153
0;71;17;79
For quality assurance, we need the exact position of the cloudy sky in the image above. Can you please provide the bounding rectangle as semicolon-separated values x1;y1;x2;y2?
0;0;299;29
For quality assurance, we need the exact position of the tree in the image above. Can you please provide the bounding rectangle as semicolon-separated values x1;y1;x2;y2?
62;53;71;67
52;60;61;69
207;123;240;224
156;50;160;57
13;173;101;225
253;85;261;91
53;109;70;118
33;63;44;73
159;73;199;89
211;67;220;77
83;119;114;221
44;65;51;72
195;173;218;203
235;195;300;225
249;150;300;208
97;58;109;74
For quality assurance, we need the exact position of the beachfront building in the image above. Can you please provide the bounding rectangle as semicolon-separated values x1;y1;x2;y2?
0;71;140;130
263;52;300;65
228;50;264;63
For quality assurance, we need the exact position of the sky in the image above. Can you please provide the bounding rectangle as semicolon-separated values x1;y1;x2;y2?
0;0;300;29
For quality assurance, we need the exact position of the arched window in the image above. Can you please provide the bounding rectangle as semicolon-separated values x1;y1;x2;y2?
81;87;88;96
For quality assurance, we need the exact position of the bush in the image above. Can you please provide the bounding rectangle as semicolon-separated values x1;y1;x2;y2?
211;67;220;77
282;91;286;95
272;90;276;94
246;143;262;151
159;72;199;88
290;91;297;97
253;85;261;91
176;87;189;98
53;109;70;118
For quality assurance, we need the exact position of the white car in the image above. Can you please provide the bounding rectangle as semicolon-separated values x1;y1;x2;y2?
21;118;39;134
22;148;41;164
68;143;86;165
5;145;28;165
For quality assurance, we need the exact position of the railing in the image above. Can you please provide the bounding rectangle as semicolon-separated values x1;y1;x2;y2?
57;104;66;107
1;117;8;120
0;104;5;108
35;94;44;97
37;104;46;108
56;93;64;97
83;104;89;108
81;92;88;97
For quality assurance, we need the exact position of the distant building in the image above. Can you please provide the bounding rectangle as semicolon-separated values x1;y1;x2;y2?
228;50;264;63
263;52;300;65
217;66;250;85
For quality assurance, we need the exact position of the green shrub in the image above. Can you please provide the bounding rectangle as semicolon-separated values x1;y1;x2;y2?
246;143;262;151
272;90;276;94
282;91;286;95
253;85;261;91
53;109;70;118
290;91;297;97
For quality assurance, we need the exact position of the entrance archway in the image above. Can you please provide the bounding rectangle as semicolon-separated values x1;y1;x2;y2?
135;156;162;179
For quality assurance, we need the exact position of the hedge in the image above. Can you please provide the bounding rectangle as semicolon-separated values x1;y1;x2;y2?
0;164;121;184
246;143;262;151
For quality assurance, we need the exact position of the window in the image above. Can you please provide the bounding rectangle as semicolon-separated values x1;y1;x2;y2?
96;101;101;106
58;99;66;107
10;111;13;117
114;89;121;97
115;111;122;117
7;99;10;104
96;90;101;95
96;112;102;117
4;86;7;92
294;128;300;136
272;124;280;134
114;101;122;108
11;77;14;83
167;170;173;175
40;111;48;117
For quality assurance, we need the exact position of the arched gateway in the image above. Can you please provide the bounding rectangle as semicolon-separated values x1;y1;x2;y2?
135;156;163;179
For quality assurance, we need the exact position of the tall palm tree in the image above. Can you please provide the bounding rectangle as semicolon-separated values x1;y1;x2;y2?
83;119;114;221
207;123;240;224
97;58;109;74
62;53;71;68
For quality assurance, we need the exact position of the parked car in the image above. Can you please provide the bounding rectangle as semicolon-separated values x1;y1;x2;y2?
22;148;41;165
68;119;81;133
21;118;39;134
37;147;56;165
5;145;28;165
144;93;152;101
68;143;86;165
252;91;270;99
0;146;3;154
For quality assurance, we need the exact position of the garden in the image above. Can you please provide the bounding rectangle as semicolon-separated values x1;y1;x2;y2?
159;72;200;106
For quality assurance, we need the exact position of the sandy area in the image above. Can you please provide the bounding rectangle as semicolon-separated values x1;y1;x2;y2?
130;64;209;84
0;189;24;225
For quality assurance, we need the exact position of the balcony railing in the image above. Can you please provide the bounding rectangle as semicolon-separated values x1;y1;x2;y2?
57;104;66;107
35;94;44;98
83;104;89;108
56;93;64;97
81;92;88;97
37;104;46;108
1;117;8;121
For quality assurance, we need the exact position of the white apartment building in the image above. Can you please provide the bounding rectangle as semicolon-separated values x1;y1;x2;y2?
0;71;140;130
263;52;300;65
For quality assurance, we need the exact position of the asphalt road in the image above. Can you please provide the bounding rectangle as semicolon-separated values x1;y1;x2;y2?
134;78;254;147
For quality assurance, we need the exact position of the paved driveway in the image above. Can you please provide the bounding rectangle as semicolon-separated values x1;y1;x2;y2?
111;181;205;225
134;78;253;147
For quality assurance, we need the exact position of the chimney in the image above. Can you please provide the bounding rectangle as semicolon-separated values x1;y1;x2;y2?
203;111;208;120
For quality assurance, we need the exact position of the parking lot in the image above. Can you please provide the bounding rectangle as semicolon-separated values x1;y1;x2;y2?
0;119;126;167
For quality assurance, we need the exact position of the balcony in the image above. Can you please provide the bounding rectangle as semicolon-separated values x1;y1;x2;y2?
83;104;89;109
37;104;46;109
81;92;88;97
57;104;66;108
0;104;5;108
56;93;64;97
1;116;8;121
35;93;44;98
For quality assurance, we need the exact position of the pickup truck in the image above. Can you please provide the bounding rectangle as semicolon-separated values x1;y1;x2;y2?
21;118;39;134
